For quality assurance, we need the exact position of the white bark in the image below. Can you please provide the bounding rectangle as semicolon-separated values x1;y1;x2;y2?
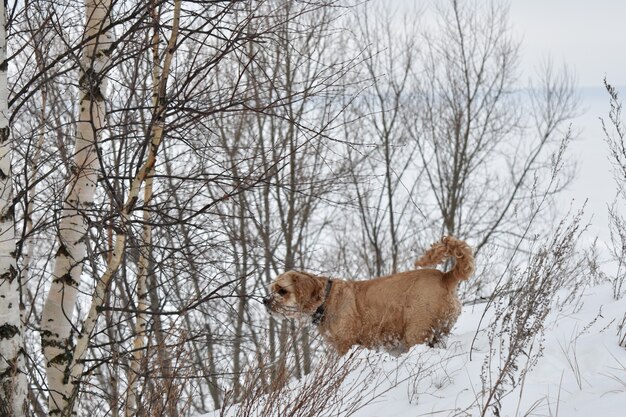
125;6;160;412
71;0;180;396
0;2;28;415
40;0;111;415
125;4;162;410
21;30;48;299
66;0;179;414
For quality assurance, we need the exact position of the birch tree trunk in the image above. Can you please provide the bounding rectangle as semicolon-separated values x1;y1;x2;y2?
40;0;112;414
68;0;180;410
0;2;28;415
125;2;160;413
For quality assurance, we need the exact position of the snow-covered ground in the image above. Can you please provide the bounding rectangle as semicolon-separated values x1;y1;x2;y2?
207;283;626;417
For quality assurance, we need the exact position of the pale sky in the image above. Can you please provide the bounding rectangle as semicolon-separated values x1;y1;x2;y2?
510;0;626;87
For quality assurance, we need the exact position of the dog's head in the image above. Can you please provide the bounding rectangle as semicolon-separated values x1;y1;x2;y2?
263;271;325;318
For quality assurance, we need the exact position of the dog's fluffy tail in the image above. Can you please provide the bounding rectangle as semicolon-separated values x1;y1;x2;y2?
415;236;474;286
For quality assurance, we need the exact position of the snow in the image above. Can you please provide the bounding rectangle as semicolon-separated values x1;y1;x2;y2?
204;284;626;417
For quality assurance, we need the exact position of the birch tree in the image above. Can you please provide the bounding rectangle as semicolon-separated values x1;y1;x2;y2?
40;0;112;414
125;1;170;414
0;1;28;415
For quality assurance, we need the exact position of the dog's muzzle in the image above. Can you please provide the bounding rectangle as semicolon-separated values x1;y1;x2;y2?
263;296;279;316
262;296;272;307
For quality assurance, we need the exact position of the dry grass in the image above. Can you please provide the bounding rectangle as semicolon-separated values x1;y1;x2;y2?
218;348;391;417
601;80;626;300
475;211;585;417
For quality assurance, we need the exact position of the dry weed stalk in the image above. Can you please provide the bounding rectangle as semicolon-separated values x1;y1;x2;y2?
113;328;195;417
218;334;430;417
558;337;585;390
219;349;370;417
406;343;465;406
601;80;626;300
617;313;626;349
478;212;584;416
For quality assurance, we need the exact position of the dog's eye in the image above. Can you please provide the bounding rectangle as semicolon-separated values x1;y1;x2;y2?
277;288;287;296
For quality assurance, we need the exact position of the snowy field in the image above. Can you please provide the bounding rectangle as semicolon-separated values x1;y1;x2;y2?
207;283;626;417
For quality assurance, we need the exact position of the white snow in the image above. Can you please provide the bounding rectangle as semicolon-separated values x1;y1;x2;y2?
204;284;626;417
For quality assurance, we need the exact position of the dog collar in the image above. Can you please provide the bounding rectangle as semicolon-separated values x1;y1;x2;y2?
311;279;333;326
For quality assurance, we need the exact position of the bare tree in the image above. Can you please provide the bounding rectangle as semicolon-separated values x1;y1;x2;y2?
204;0;356;401
125;1;169;414
8;0;310;414
406;0;578;257
0;1;28;414
40;0;113;413
338;3;423;278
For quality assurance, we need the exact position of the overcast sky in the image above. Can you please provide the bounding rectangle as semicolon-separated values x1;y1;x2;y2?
509;0;626;87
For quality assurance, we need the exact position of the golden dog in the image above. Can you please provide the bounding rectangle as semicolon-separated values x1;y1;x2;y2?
263;236;474;355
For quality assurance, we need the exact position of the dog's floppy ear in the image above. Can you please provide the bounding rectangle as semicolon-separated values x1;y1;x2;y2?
293;272;324;313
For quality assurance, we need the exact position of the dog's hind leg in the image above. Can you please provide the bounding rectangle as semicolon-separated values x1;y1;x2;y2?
403;325;433;349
